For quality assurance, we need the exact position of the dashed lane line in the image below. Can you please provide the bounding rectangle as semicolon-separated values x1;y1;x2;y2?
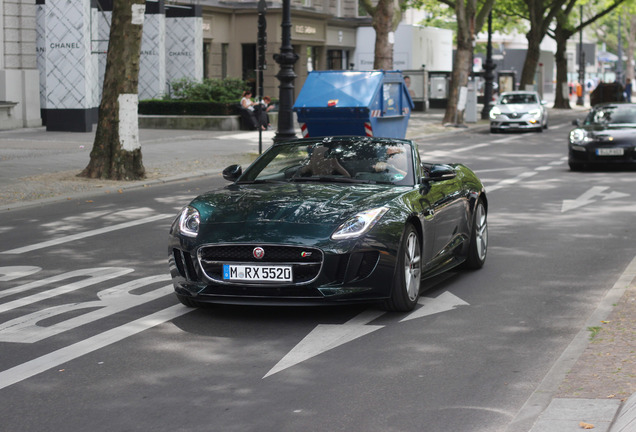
1;214;171;255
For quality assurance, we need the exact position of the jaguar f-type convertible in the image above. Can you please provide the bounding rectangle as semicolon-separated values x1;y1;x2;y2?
169;136;488;312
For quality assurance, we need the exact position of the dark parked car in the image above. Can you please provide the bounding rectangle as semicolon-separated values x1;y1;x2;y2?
169;136;488;312
568;102;636;171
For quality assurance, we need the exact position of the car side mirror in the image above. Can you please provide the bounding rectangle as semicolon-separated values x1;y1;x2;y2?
422;164;456;183
222;164;242;182
572;119;582;127
541;100;547;105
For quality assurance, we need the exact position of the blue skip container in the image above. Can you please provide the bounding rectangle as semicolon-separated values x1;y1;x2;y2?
293;70;414;139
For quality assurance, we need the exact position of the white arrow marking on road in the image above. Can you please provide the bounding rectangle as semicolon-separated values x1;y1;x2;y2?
264;291;470;378
561;186;630;212
263;309;385;378
400;291;470;322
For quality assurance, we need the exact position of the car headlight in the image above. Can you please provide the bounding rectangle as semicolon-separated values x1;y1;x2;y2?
489;107;501;119
569;128;592;145
332;207;389;240
178;206;200;238
529;108;541;118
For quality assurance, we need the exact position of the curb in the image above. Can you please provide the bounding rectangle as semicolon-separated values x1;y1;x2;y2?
612;394;636;432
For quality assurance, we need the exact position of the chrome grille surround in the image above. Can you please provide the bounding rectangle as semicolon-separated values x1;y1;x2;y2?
197;244;324;285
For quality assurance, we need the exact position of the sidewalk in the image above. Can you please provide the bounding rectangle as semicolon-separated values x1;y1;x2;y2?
0;103;635;432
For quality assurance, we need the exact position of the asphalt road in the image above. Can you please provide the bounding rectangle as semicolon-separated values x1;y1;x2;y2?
1;117;634;432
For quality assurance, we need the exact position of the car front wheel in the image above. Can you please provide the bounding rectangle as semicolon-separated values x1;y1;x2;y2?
384;224;421;312
464;199;488;269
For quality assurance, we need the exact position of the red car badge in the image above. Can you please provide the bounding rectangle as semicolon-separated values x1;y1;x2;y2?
253;247;265;259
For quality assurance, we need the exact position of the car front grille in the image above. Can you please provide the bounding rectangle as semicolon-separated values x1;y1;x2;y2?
198;244;323;285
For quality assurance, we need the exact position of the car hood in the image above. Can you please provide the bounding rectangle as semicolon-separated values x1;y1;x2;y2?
581;124;636;135
496;103;541;113
191;183;409;226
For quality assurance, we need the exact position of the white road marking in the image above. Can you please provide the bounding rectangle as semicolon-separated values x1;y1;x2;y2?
0;266;41;282
1;214;171;254
561;186;630;212
492;136;518;144
264;309;385;378
400;291;469;322
0;277;172;343
0;304;191;391
487;171;538;192
0;267;134;312
264;291;470;378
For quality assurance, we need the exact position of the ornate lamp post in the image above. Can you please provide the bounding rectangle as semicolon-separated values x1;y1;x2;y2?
616;15;623;85
257;0;267;154
273;0;299;143
481;11;496;120
577;5;585;106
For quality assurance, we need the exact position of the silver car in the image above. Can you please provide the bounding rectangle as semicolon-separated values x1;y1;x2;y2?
489;91;548;133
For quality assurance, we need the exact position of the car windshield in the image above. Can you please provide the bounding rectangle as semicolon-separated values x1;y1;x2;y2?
238;137;415;186
499;93;537;104
585;105;636;125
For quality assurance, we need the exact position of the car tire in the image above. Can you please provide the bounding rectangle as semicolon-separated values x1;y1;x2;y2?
176;293;202;308
464;199;488;269
384;223;421;312
490;127;498;134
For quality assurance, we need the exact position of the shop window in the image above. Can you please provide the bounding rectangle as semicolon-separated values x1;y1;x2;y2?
242;43;257;93
307;46;318;72
328;49;349;70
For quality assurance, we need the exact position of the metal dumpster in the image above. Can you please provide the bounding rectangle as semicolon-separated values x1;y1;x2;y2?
293;70;414;139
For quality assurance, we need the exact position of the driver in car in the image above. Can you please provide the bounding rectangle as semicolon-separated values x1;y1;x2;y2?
373;146;408;176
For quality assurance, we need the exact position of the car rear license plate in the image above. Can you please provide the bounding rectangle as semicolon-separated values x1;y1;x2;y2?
223;264;292;282
596;148;624;156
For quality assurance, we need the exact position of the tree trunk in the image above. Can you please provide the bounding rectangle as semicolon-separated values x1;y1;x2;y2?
79;0;146;181
553;24;573;109
520;27;542;90
627;15;636;84
372;0;394;70
443;0;475;125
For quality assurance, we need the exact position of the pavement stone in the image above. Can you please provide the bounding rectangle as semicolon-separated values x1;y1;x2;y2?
1;100;635;432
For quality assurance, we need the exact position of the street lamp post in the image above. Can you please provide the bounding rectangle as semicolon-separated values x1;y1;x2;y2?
257;0;267;154
616;15;623;85
481;11;496;120
576;5;585;106
273;0;298;143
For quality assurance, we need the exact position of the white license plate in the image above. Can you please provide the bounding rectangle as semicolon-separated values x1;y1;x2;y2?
596;148;624;156
223;264;292;282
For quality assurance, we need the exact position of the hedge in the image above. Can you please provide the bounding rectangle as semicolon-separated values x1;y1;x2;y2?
138;99;240;116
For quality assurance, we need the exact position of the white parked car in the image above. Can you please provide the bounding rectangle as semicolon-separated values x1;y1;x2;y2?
489;91;548;133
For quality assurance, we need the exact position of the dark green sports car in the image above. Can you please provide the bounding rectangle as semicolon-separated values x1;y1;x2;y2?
169;136;488;312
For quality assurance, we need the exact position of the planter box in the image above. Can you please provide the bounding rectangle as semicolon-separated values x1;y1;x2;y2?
138;112;279;131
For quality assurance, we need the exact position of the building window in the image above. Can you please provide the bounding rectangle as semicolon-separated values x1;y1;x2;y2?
222;43;229;79
307;46;318;72
242;43;257;93
327;49;346;70
203;42;211;78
